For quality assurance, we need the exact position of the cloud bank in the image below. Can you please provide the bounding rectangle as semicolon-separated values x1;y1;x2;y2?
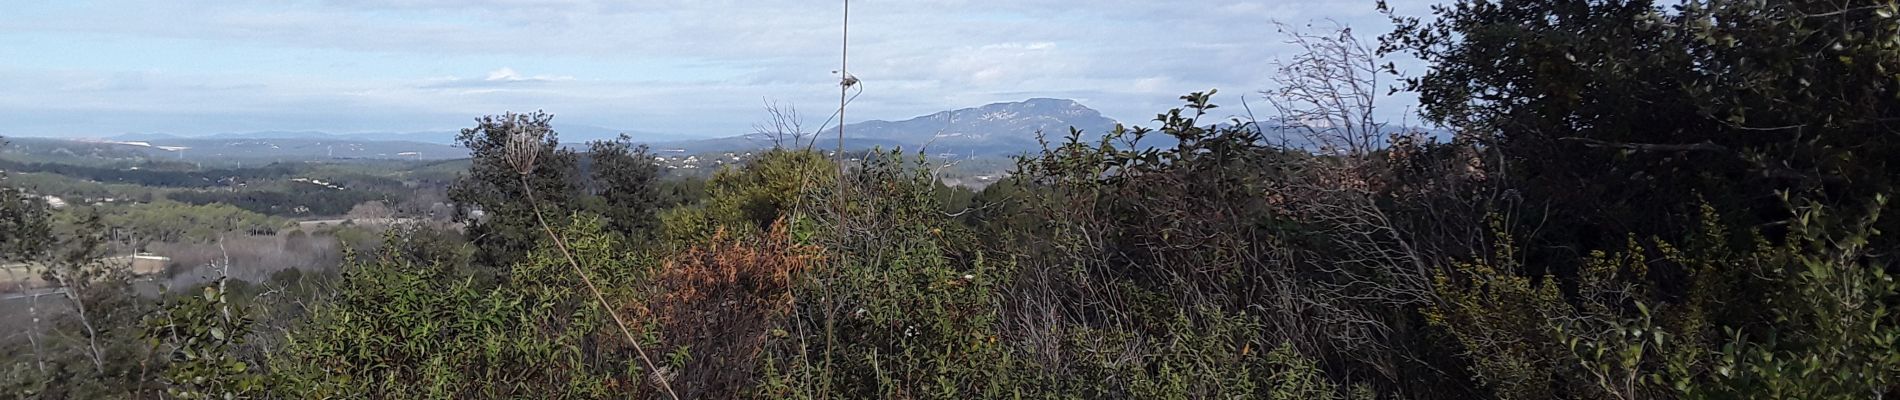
0;0;1439;139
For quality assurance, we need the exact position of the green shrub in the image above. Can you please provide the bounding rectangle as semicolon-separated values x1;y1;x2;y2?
142;279;268;399
757;151;1016;399
274;218;657;398
1433;198;1900;399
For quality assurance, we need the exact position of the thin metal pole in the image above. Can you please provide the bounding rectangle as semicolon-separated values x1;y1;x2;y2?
835;0;850;230
837;0;849;177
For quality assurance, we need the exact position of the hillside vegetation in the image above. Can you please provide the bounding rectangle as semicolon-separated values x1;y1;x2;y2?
5;0;1900;398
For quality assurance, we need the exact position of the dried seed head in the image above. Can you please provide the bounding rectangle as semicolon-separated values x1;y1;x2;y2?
504;118;544;176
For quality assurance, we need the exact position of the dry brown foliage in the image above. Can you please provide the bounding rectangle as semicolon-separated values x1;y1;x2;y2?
641;218;818;398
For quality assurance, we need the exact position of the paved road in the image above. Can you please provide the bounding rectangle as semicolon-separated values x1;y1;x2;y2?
0;288;64;301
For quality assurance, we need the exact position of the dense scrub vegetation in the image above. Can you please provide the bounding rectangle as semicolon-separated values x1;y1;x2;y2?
0;159;299;189
165;186;386;217
6;0;1900;398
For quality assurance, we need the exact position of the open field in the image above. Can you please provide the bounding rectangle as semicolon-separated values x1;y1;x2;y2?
0;254;170;291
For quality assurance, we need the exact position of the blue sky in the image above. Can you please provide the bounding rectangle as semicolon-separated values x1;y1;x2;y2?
0;0;1435;139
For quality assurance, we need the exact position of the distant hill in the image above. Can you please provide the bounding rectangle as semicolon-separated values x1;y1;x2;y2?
62;99;1128;161
203;131;352;140
839;98;1119;156
650;98;1122;157
550;124;702;145
108;132;190;141
112;130;459;145
115;123;700;146
12;136;466;163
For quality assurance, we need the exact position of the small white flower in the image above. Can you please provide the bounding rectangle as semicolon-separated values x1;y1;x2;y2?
962;274;975;280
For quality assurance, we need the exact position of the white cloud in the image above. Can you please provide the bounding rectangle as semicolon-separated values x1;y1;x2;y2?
484;67;572;82
1132;76;1172;93
486;67;524;81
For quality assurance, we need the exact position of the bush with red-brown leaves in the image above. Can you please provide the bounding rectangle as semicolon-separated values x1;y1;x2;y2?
644;220;817;399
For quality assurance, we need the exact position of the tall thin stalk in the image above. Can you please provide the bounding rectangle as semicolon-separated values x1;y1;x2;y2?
506;130;680;400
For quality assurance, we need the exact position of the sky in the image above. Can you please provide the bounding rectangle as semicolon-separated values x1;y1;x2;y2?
0;0;1437;140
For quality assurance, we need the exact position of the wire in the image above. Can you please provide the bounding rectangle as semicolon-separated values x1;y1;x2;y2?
806;83;864;151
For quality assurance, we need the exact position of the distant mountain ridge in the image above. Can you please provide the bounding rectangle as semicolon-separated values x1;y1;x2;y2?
653;98;1121;156
839;98;1119;155
107;124;695;146
110;130;450;143
86;98;1124;158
